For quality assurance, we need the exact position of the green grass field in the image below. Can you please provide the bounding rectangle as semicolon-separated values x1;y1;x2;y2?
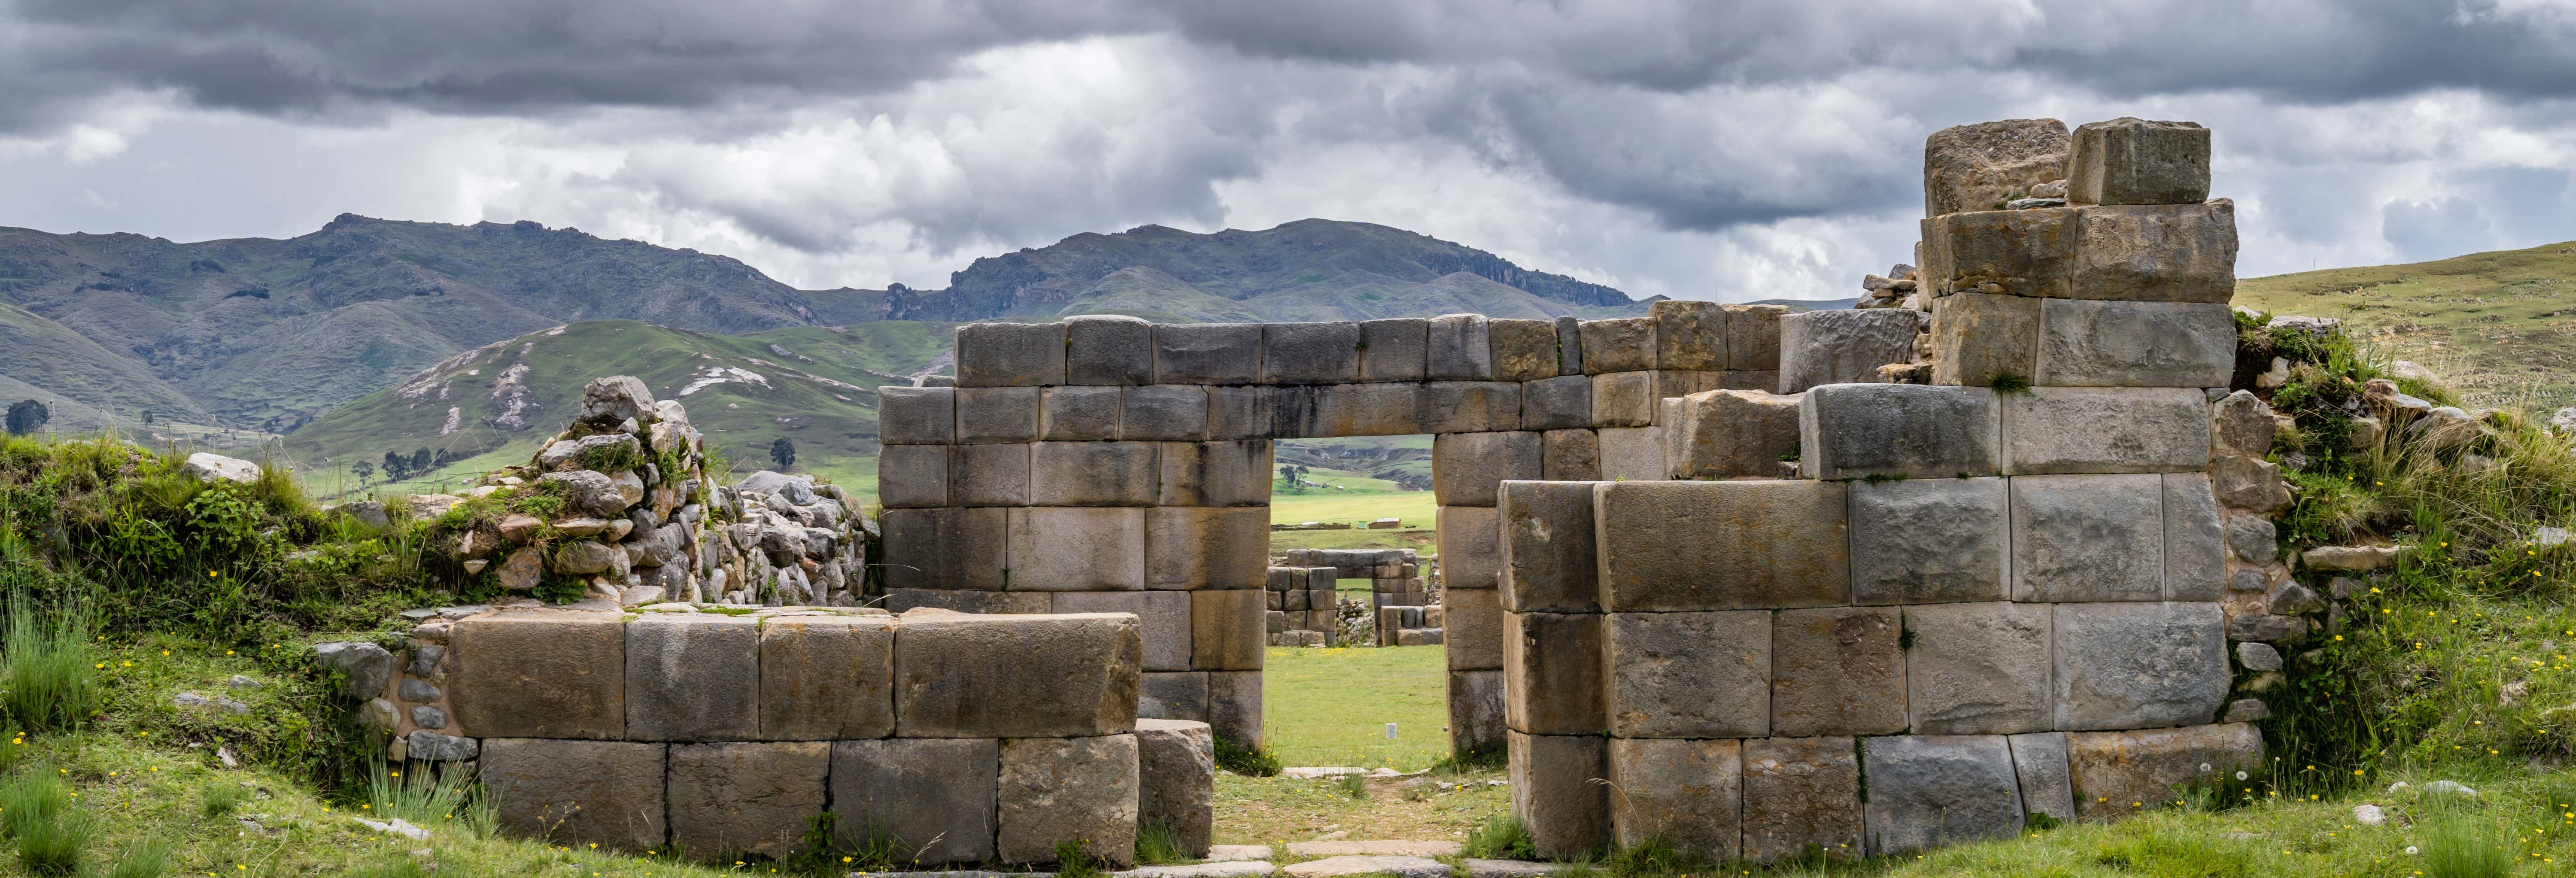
2236;239;2576;409
1268;490;1436;529
1261;645;1453;771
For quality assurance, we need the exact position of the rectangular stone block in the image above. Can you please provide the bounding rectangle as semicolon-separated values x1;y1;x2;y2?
1503;611;1605;735
1311;382;1428;435
1577;318;1655;374
481;738;665;851
1924;118;2071;219
955;386;1042;443
2008;731;2076;824
1065;314;1154;386
2002;387;2210;474
1433;431;1542;507
1593;480;1849;611
1437;504;1501;591
1799;383;2000;479
1030;441;1158;505
882;507;1010;592
879;386;956;445
450;614;625;740
1604;611;1768;738
1148;507;1269;590
2037;299;2234;387
2068;118;2210;206
2164;472;2227;601
1154;323;1263;385
1509;731;1610;859
1922;207;2078;299
1121;385;1209;441
1427;313;1493;380
2011;474;2164;602
950;442;1032;506
1358;318;1429;382
1723;304;1787;371
1929;292;2041;387
1206;670;1263;748
1498;481;1597;613
998;735;1140;867
881;588;1051;614
1740;736;1861;864
1596;426;1665;482
2069;203;2236;303
1444;587;1503;671
1903;602;2053;735
2054;602;2229;731
1056;590;1194;672
759;614;897;740
1204;386;1270;440
1860;735;2023;856
1136;719;1215;858
1608;738;1741;861
1006;507;1145;590
957;321;1066;387
878;444;950;509
1777;309;1922;394
1156;440;1270;507
1042;386;1124;441
1665;389;1801;480
1490;318;1561;382
895;611;1141;737
1718;369;1778;391
832;738;998;863
1419;381;1521;434
628;614;759;741
1588;371;1657;428
1555;316;1585;374
1771;607;1906;737
1849;478;2009;605
1540;428;1600;480
1651;299;1728;371
1191;589;1267;671
1449;669;1505;756
669;741;830;858
1520;375;1591;431
2067;723;2261;823
1140;671;1209;721
1263;321;1361;385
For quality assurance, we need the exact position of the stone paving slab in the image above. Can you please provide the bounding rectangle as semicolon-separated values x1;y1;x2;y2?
1206;845;1276;862
1464;861;1576;878
1283;840;1462;857
1282;855;1448;878
1123;862;1277;878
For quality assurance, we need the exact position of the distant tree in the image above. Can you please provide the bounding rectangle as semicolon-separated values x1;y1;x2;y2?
382;449;412;480
4;400;49;436
140;410;154;427
410;447;433;474
770;437;797;470
352;460;375;486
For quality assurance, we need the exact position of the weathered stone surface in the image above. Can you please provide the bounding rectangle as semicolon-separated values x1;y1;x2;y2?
1504;612;1607;735
998;734;1140;867
1800;384;2000;479
1054;590;1192;672
1284;857;1448;878
481;738;665;851
2068;118;2209;205
1538;428;1601;480
1433;431;1542;507
1490;319;1561;382
627;613;760;741
1771;607;1906;736
1741;736;1862;864
893;612;1142;737
1519;375;1592;431
2211;390;2275;457
2067;723;2261;823
2227;613;2309;644
315;641;396;700
1862;735;2024;856
831;737;999;864
2223;699;2270;723
2068;203;2237;303
1121;385;1210;442
2212;454;2292;513
759;614;896;739
1147;507;1268;591
1929;292;2041;387
451;614;625;739
2036;299;2235;387
2302;544;2402;571
1905;602;2053;735
1498;481;1597;613
540;470;633;516
1777;309;1921;393
2008;732;2076;824
1419;381;1522;434
1444;588;1504;671
1438;504;1502;591
1066;314;1155;386
1157;441;1271;507
1358;318;1430;382
407;730;476;761
1263;322;1362;385
1603;611;1768;738
548;539;616;576
1924;118;2071;218
1578;318;1657;374
1509;731;1609;859
949;443;1032;507
956;386;1042;443
1923;207;2078;298
1284;841;1464;858
1448;669;1506;756
1140;671;1209;721
1724;304;1788;371
1042;386;1125;441
882;588;1051;614
1588;371;1657;428
1007;507;1146;590
1665;390;1801;480
882;507;1010;591
1427;314;1494;380
957;322;1068;387
1155;323;1264;385
1595;426;1665;482
1206;670;1263;748
2166;473;2228;601
1305;382;1427;436
1848;478;2009;605
1190;590;1267;671
2236;642;2282;671
1651;299;1728;371
1594;480;1849;611
2002;387;2210;474
182;452;261;484
668;741;830;858
2011;474;2165;602
2054;602;2229;731
1030;441;1158;506
1607;737;1741;860
1136;719;1215;857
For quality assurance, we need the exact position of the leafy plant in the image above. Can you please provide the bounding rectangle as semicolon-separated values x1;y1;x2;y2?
1214;735;1280;777
1462;815;1536;860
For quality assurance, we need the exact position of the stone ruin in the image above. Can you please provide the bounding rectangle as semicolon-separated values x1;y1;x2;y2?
1266;547;1439;648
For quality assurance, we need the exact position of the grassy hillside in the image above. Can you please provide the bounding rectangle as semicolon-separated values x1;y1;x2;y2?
2235;240;2576;409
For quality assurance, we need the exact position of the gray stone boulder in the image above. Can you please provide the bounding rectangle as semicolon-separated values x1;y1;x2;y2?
577;376;656;427
1606;737;1741;861
830;738;998;863
2211;390;2276;457
1135;719;1215;858
2226;515;2277;564
182;453;261;485
1065;314;1154;386
627;614;760;741
538;432;641;471
1861;735;2023;856
1776;309;1921;393
1923;118;2071;217
325;500;391;529
406;731;478;762
2052;602;2230;730
538;470;630;516
893;612;1142;738
1848;478;2009;605
313;642;395;699
2067;723;2260;823
1666;390;1801;480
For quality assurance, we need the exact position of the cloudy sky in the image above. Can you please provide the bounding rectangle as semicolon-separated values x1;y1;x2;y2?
3;0;2574;303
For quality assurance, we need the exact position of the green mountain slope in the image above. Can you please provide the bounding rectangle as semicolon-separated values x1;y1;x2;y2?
2233;240;2576;409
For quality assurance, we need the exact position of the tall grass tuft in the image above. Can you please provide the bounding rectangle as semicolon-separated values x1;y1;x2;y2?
1213;735;1280;777
0;588;100;734
1462;815;1537;860
1334;771;1370;800
13;804;92;878
1133;819;1191;866
103;836;173;878
2419;816;2515;878
0;767;69;839
198;782;248;818
366;761;494;837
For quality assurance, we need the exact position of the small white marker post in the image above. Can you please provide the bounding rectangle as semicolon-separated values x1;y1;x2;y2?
1385;722;1397;739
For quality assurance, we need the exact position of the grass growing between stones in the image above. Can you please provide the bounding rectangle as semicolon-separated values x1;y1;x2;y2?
1261;645;1451;770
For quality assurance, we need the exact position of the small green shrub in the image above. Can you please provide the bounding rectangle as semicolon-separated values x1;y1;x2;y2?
103;836;172;878
1054;839;1103;878
1214;735;1280;777
577;439;647;475
1462;815;1536;860
1134;819;1190;866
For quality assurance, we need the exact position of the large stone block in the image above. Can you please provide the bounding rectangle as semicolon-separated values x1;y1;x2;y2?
1042;386;1124;441
1651;299;1728;371
881;507;1010;592
2011;474;2165;602
1588;371;1658;427
2068;118;2209;206
1771;607;1906;737
2008;732;2077;824
669;741;830;858
950;442;1032;506
1922;207;2077;299
2037;299;2235;387
1123;385;1211;441
2069;203;2236;303
1665;389;1801;480
1509;732;1610;859
1860;735;2023;856
1433;431;1542;507
1607;738;1741;861
1030;441;1159;505
1427;314;1493;380
1136;719;1216;857
1206;670;1263;748
450;614;625;739
881;588;1049;614
1264;322;1362;385
482;738;665;850
1777;309;1921;394
1311;382;1428;436
1904;602;2053;735
1576;318;1655;374
1438;505;1502;591
1596;426;1665;482
2054;602;2230;731
1503;611;1606;735
894;611;1140;737
1419;381;1521;434
957;322;1067;387
2067;723;2261;823
1444;588;1504;671
1740;736;1862;864
1449;669;1506;756
1490;319;1562;382
877;444;950;509
626;614;759;741
1006;507;1145;590
1848;478;2009;605
956;386;1042;444
1358;318;1430;382
759;614;896;740
831;738;998;864
1191;590;1267;671
1056;590;1194;672
1604;611;1768;738
1156;440;1272;507
1593;480;1849;611
1065;314;1154;386
2001;387;2210;474
1140;671;1209;721
1540;428;1600;480
2165;472;2228;601
1923;118;2072;219
879;386;956;444
1498;481;1598;613
1520;375;1592;431
1155;323;1264;385
1800;383;2000;479
1929;292;2043;387
1723;304;1789;371
1148;507;1269;590
998;735;1141;868
1204;386;1272;441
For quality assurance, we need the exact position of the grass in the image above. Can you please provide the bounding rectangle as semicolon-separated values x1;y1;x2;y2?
1268;490;1436;529
0;589;100;735
2235;239;2576;410
1262;645;1452;770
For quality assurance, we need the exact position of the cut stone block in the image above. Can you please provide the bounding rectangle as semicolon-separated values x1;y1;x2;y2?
1499;481;1598;613
955;386;1042;443
881;588;1051;614
1157;441;1271;507
831;738;998;863
1719;369;1779;391
1006;507;1145;590
1490;319;1562;382
2002;387;2210;474
877;444;950;509
881;507;1010;592
1310;382;1429;436
1861;735;2023;856
1066;314;1154;386
1147;507;1269;590
957;321;1067;387
1444;588;1503;671
1206;670;1263;748
1607;738;1741;861
1929;292;2042;387
1137;719;1216;857
2037;299;2235;387
1777;309;1921;394
1191;590;1267;671
1665;389;1801;480
1593;480;1849;611
1508;732;1610;859
2011;474;2165;602
1042;386;1124;441
1264;322;1362;385
1123;385;1211;441
1922;207;2077;299
1595;426;1665;483
1579;318;1657;374
1555;316;1586;374
1520;375;1592;431
950;442;1032;506
1427;314;1493;380
626;615;763;742
1770;607;1906;737
2211;390;2275;457
1155;323;1264;385
1204;386;1271;441
2008;732;2077;824
1358;318;1430;382
998;734;1140;868
1650;299;1728;371
1724;304;1788;371
1589;371;1657;428
2068;118;2210;206
1604;611;1769;738
1848;478;2009;605
893;611;1142;737
450;614;625;739
669;741;830;858
1055;590;1194;672
1740;736;1861;865
2054;602;2229;731
483;738;665;850
1923;118;2072;219
1449;670;1506;756
1030;441;1158;506
1540;428;1601;480
2067;723;2261;823
1140;671;1209;721
1419;381;1521;434
1438;505;1502;591
1799;383;1999;479
2165;472;2228;601
1503;611;1606;735
759;614;896;740
1904;602;2053;735
1433;431;1542;507
878;386;956;444
2068;203;2237;303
